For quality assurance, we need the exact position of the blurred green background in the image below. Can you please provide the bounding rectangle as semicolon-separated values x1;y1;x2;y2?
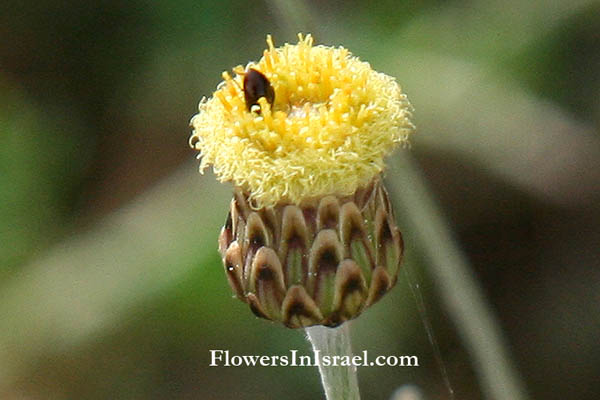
1;0;599;399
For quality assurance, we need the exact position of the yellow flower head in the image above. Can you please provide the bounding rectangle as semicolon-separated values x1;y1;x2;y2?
190;34;414;208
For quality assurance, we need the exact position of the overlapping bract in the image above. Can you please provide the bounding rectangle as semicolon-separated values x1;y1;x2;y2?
218;177;403;328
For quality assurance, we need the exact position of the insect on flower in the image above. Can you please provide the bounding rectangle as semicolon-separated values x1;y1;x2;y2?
243;68;275;112
190;34;415;328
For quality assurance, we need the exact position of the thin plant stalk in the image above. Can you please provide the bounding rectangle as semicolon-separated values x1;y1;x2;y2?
305;324;361;400
387;152;529;400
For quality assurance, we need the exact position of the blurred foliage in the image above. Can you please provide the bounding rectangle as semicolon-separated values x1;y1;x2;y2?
0;84;87;277
509;7;600;120
1;0;599;399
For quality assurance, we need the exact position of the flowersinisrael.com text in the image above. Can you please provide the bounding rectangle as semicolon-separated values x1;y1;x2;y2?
209;350;418;368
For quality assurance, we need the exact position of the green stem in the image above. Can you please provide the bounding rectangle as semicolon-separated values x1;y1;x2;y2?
387;153;529;400
305;324;361;400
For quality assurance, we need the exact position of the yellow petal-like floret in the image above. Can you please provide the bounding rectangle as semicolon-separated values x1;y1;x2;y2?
190;34;414;208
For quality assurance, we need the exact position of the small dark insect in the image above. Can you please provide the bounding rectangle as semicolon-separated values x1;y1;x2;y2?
243;69;275;112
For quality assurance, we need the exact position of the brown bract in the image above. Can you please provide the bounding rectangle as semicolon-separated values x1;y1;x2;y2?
218;176;404;328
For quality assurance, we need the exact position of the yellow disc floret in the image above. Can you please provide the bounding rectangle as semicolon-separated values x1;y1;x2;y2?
190;34;415;208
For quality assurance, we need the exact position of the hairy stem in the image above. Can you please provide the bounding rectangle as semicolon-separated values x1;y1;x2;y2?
305;324;361;400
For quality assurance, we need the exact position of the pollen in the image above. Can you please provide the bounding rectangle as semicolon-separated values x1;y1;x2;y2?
190;34;415;208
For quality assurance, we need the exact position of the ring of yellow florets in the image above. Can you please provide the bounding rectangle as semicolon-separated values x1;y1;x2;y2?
190;34;414;208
